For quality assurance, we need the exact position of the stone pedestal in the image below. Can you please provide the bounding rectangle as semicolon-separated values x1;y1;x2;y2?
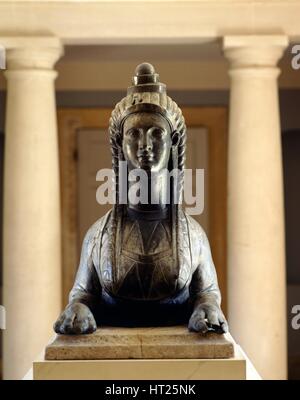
45;326;235;360
33;326;247;380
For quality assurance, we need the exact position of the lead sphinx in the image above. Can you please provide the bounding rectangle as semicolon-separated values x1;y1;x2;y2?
54;63;228;335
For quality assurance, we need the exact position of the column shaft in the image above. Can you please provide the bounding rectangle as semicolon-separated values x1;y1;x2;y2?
3;40;63;379
224;36;288;380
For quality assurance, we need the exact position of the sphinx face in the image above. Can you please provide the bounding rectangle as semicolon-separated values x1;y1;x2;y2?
122;112;172;173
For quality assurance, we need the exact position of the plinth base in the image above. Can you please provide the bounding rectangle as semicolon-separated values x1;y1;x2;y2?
45;326;234;360
33;326;247;380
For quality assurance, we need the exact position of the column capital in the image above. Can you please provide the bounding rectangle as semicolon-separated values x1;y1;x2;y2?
223;35;288;69
0;36;63;70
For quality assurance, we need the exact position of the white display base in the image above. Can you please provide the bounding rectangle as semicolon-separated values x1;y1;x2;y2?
33;343;247;380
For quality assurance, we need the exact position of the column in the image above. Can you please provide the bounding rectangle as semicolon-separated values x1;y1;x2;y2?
2;37;63;379
223;35;288;380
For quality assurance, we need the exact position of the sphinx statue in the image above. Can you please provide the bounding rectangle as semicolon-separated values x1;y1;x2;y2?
54;63;228;335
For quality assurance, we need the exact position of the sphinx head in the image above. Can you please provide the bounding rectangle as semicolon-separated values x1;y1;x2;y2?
110;62;186;177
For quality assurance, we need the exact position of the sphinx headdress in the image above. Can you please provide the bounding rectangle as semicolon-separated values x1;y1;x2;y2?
107;63;188;278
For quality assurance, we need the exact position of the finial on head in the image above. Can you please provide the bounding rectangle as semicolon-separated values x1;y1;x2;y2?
135;62;155;76
130;62;162;91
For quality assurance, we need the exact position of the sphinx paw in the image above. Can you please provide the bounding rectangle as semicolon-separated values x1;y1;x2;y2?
188;303;228;334
54;303;97;335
